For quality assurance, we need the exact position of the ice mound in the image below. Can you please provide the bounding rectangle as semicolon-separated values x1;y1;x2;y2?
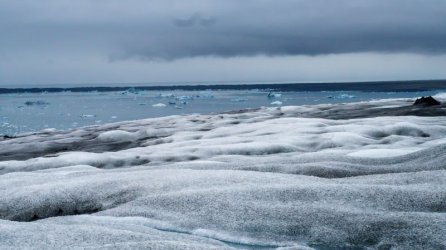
0;100;446;249
152;103;167;107
1;167;445;249
97;130;137;143
0;216;230;249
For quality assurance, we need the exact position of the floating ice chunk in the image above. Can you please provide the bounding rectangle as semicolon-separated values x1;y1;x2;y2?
198;91;214;99
270;101;283;105
231;98;248;102
328;93;357;99
124;87;140;94
176;95;194;101
152;103;167;107
111;116;118;119
156;93;175;98
268;91;282;98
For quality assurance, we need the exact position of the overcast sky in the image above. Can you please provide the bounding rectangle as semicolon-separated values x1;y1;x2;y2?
1;0;445;86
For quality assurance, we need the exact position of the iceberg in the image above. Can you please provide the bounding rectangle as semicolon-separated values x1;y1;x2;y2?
267;91;282;98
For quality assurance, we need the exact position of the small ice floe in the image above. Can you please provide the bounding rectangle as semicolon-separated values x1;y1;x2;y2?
338;94;356;99
267;91;282;98
327;93;356;99
231;98;248;102
80;114;96;118
24;100;49;106
198;91;214;99
156;93;175;98
122;87;140;95
176;95;194;101
152;103;167;107
111;116;118;119
270;101;283;105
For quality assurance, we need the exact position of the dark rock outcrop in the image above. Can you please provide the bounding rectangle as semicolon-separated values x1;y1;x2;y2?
413;96;441;106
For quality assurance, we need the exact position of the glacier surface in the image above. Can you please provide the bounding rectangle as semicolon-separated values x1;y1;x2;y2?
0;99;445;249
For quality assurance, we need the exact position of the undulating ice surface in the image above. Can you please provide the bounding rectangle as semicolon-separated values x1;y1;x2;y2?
1;98;446;249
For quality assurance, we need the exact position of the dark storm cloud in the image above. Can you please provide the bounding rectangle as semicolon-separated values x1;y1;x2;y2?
1;0;446;61
174;13;216;28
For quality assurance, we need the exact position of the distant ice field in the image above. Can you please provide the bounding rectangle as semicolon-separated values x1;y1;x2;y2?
1;96;446;249
0;89;441;136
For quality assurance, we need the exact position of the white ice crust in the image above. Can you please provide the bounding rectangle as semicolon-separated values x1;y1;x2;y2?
0;102;445;249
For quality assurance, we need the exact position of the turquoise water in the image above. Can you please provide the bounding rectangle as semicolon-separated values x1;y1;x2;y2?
0;89;439;135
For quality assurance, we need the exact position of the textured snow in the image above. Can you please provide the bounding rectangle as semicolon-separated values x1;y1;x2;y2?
0;100;445;249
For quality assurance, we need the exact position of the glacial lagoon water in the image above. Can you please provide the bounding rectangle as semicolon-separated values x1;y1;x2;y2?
0;88;440;136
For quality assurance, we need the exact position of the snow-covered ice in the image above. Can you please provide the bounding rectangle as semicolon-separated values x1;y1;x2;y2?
152;103;167;107
270;101;283;105
0;99;445;249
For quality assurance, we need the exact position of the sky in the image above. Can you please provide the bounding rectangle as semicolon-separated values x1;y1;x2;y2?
0;0;445;86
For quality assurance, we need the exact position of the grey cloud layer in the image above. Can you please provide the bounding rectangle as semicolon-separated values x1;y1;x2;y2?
1;0;446;60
